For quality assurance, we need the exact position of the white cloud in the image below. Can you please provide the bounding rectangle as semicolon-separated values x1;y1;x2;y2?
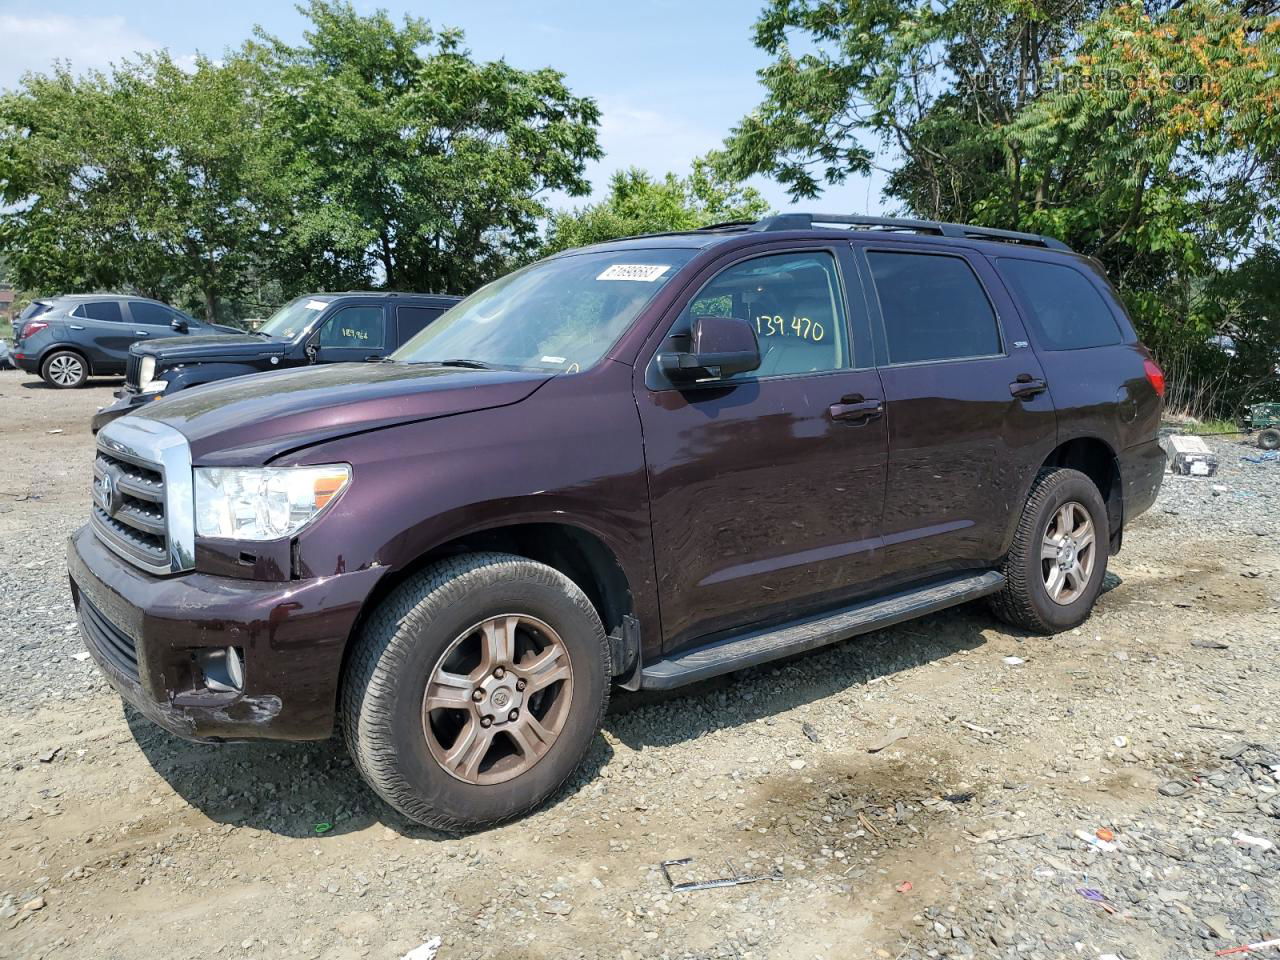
0;14;163;90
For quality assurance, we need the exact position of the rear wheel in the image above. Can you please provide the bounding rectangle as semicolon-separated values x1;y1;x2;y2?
341;552;610;831
990;468;1110;633
1258;428;1280;451
41;350;88;389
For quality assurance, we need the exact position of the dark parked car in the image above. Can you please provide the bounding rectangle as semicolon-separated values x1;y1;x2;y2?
14;295;235;389
91;292;460;432
70;214;1165;831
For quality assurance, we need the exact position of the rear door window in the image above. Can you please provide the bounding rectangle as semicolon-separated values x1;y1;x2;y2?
71;301;124;323
997;258;1122;350
866;251;1001;364
396;305;443;345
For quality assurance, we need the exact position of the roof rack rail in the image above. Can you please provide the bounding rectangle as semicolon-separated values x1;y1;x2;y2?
748;213;1071;251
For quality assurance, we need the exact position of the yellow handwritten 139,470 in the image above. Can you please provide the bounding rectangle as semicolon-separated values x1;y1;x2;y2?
756;314;825;342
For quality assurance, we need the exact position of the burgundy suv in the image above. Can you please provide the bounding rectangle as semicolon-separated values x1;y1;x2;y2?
69;214;1165;831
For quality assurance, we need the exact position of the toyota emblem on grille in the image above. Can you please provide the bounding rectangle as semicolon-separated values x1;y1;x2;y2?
96;467;122;517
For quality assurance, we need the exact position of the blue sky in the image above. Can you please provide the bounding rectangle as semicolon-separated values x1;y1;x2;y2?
0;0;890;215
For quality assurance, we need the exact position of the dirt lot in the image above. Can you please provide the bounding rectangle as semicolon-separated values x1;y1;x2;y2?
1;370;1277;960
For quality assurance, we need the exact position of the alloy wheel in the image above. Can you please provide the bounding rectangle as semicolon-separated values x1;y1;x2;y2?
1040;500;1095;605
422;614;574;785
48;355;84;386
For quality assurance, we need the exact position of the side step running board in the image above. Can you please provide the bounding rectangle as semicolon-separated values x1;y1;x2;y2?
640;570;1005;690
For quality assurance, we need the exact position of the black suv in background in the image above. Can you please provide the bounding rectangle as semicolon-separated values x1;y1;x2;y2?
91;292;460;432
14;295;234;389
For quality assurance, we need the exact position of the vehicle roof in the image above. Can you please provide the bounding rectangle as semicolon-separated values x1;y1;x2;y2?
312;291;462;301
559;214;1094;266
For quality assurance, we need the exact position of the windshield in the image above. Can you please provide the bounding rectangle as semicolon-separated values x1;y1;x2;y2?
393;249;695;372
258;296;335;339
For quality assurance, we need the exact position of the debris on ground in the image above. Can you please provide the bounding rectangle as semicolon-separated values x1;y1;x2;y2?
660;858;783;892
866;728;910;753
398;937;442;960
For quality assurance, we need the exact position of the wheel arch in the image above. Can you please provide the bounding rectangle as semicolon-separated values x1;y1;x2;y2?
1039;435;1123;549
337;520;636;704
39;343;93;377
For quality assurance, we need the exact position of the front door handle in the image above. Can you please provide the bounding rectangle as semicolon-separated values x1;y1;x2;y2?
1010;374;1048;399
69;324;85;330
134;330;149;336
829;394;883;423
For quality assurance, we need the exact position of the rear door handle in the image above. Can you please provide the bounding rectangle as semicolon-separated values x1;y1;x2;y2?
134;330;149;336
1010;375;1048;399
829;394;883;423
69;324;84;330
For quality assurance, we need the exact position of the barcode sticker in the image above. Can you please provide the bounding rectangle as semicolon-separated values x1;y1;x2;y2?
304;299;328;310
597;264;670;282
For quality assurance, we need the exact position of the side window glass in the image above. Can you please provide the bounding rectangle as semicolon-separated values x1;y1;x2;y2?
676;251;850;379
318;306;384;349
867;252;1000;364
74;301;124;323
997;258;1122;350
396;306;442;345
130;302;177;326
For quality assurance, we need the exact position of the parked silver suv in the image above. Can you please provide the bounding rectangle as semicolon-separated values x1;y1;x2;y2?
13;294;235;388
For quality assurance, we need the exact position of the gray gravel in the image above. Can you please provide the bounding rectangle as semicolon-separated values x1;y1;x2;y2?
0;381;1276;960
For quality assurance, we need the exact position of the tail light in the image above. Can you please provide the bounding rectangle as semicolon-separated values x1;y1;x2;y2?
1143;358;1165;398
20;319;48;339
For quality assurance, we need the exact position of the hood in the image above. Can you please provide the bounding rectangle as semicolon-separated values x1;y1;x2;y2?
133;333;289;364
139;361;553;464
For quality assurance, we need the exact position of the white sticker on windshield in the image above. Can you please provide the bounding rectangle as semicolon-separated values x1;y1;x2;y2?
597;264;670;282
540;355;566;364
304;299;328;310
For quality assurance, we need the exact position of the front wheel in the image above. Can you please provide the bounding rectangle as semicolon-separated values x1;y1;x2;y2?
990;468;1110;633
341;553;610;831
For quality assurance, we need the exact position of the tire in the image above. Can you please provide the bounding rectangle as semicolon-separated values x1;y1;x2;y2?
1258;428;1280;451
989;468;1110;634
341;552;611;832
41;350;88;389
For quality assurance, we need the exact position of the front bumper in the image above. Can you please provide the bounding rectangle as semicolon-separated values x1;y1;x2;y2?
92;391;154;433
68;524;386;742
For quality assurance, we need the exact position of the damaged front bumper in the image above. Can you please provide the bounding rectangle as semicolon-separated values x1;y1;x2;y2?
68;524;385;742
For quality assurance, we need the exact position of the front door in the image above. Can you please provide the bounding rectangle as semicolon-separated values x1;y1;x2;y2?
636;246;888;651
852;242;1057;581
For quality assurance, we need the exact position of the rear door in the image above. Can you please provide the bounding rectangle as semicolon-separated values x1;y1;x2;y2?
70;300;132;372
852;242;1057;582
636;243;888;651
313;302;391;363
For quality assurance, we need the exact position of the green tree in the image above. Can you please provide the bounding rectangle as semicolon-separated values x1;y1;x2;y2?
544;155;771;254
244;1;602;294
722;0;1280;414
0;54;275;320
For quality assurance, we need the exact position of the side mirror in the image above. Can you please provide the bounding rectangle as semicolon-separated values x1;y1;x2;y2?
170;318;189;334
658;315;760;385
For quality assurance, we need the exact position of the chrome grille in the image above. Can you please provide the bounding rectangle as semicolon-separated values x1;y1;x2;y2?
91;419;195;575
125;353;142;390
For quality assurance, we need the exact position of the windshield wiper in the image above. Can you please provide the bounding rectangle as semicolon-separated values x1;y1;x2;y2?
424;358;494;369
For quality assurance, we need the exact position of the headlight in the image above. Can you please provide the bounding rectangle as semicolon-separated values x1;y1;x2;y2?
137;356;167;394
194;465;351;540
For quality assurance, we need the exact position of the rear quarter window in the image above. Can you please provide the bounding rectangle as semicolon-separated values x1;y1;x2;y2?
71;301;124;323
997;258;1122;351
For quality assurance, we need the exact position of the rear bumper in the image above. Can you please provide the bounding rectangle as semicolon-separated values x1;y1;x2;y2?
14;353;39;374
1120;438;1165;522
68;524;385;742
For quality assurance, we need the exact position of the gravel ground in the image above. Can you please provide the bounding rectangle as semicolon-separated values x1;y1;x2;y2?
0;369;1277;960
